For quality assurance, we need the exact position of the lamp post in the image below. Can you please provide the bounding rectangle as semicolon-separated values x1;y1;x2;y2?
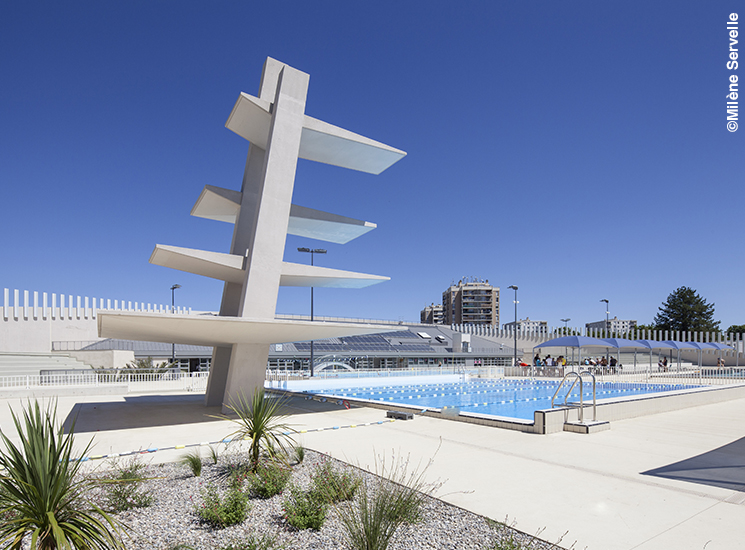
600;299;609;365
508;285;518;373
560;318;571;367
170;284;181;368
298;247;327;377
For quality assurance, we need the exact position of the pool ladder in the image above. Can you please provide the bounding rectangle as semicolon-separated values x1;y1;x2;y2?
551;370;597;423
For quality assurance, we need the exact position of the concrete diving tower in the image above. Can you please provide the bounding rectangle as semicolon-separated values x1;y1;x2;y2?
97;57;406;409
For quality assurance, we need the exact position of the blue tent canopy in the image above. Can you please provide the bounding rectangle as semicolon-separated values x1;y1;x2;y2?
602;338;647;349
534;336;615;349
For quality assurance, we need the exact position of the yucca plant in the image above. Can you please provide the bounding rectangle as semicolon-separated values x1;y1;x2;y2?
221;388;296;472
0;400;125;549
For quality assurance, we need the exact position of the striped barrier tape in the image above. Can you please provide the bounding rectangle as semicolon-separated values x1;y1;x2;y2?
73;418;397;462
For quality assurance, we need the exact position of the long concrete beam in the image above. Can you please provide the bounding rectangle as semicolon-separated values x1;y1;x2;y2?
149;244;389;288
190;185;376;244
97;311;398;347
225;92;406;175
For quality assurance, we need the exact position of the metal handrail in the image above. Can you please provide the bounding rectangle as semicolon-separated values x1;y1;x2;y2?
551;370;597;423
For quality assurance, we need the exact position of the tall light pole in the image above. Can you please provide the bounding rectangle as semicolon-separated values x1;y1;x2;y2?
600;298;609;365
298;247;327;377
170;284;181;367
508;285;518;372
560;318;571;367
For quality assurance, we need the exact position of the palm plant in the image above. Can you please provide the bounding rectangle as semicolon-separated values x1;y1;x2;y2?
0;400;125;549
221;388;296;471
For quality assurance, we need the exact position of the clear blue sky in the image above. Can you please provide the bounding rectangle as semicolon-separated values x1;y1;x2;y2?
1;1;743;330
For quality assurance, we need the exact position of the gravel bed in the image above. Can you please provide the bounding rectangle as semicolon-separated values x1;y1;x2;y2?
84;449;563;550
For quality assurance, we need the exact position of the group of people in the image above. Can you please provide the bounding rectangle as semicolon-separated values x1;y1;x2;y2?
533;354;566;367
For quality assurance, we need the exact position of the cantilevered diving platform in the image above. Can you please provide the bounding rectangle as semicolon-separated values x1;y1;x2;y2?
98;57;406;410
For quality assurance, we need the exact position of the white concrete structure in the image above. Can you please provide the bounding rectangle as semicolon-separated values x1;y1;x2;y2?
98;58;406;409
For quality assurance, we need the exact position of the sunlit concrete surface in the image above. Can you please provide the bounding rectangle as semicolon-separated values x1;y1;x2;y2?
0;392;743;549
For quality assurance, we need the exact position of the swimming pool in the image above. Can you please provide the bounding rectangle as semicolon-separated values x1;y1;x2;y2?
300;378;701;421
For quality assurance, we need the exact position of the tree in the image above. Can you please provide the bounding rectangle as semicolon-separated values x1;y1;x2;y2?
653;286;720;332
726;324;745;334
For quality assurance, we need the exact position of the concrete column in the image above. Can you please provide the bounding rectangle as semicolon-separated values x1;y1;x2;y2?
33;291;38;320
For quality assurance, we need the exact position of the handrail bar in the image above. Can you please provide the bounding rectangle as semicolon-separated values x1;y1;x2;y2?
550;370;597;423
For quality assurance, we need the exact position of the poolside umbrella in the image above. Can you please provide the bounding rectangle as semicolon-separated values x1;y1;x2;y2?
602;338;648;374
534;336;614;370
635;340;675;378
662;341;698;372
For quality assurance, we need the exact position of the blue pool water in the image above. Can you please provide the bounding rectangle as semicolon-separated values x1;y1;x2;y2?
303;379;699;421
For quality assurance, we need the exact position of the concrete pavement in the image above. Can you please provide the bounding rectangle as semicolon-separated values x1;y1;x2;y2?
0;391;743;549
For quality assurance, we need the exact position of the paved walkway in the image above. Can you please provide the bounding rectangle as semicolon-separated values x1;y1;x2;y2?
0;391;743;549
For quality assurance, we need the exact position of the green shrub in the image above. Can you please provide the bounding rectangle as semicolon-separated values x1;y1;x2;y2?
282;485;328;531
310;460;361;503
101;456;154;512
197;483;250;528
248;461;291;499
221;531;279;550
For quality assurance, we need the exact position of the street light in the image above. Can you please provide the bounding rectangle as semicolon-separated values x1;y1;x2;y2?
170;284;181;367
508;285;518;372
600;299;609;365
298;247;327;377
560;318;571;366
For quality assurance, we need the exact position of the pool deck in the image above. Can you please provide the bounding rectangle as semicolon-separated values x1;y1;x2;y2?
0;391;744;549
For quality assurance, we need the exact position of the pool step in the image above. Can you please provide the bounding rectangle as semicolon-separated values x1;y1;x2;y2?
564;420;610;434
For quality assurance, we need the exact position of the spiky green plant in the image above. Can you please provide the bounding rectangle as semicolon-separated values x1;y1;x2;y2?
179;449;203;477
0;400;126;549
334;452;438;550
221;388;296;472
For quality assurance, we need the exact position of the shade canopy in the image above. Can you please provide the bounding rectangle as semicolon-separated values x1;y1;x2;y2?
534;336;615;349
602;338;648;349
634;340;675;350
661;340;698;350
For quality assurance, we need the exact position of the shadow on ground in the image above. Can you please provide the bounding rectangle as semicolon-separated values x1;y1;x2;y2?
63;394;352;433
642;436;745;492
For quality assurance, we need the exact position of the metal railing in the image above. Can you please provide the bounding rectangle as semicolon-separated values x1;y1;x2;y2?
0;372;209;392
265;366;484;381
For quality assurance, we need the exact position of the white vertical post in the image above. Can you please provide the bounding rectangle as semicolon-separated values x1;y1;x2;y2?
107;298;111;309
84;296;89;319
114;300;118;309
76;296;81;319
128;301;132;310
33;291;39;320
14;289;20;320
3;288;8;320
68;295;73;319
42;292;48;320
52;293;57;320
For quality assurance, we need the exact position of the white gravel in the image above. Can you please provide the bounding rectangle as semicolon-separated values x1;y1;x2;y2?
84;449;565;550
